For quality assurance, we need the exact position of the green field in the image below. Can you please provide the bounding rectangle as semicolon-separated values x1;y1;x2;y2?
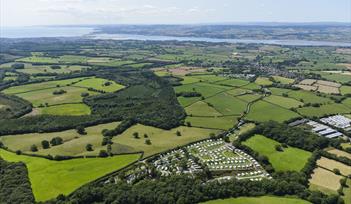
0;62;87;74
180;76;201;84
264;95;303;109
0;122;120;156
269;87;291;96
185;116;238;130
15;86;96;107
286;90;332;104
201;196;311;204
343;98;351;108
185;101;222;116
341;86;351;95
343;179;351;204
216;78;249;87
0;149;140;201
2;77;89;94
297;103;351;117
243;135;312;172
191;74;227;82
174;82;230;98
40;103;91;116
236;94;262;103
111;124;220;157
245;100;299;122
205;93;247;115
242;83;261;90
273;76;295;84
73;77;125;92
255;77;273;86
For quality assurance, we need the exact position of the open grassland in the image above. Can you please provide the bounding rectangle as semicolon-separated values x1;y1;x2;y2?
236;94;262;103
269;87;291;96
309;167;342;195
0;122;120;156
0;62;87;74
317;157;351;176
2;77;89;94
241;83;261;90
341;86;351;95
286;90;332;104
15;86;96;107
243;135;311;172
343;98;351;108
0;149;140;201
264;95;303;109
191;74;227;82
174;82;230;98
185;101;222;116
255;77;273;86
16;55;134;67
297;104;351;117
177;96;201;107
273;76;295;84
179;76;201;84
40;103;91;116
205;93;247;115
342;179;351;204
216;78;249;87
185;116;238;130
245;101;299;123
327;149;351;160
201;196;311;204
226;88;251;96
111;124;220;157
73;77;125;92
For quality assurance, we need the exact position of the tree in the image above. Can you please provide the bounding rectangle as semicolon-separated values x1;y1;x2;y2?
41;140;50;149
86;144;93;151
333;168;341;175
176;131;182;136
81;92;89;97
145;139;152;145
275;144;284;152
144;133;149;138
99;150;108;157
186;122;192;127
30;144;38;152
50;137;63;146
133;132;139;139
209;133;216;138
76;126;86;135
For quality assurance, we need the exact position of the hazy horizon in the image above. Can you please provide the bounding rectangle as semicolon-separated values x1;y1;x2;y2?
1;0;350;27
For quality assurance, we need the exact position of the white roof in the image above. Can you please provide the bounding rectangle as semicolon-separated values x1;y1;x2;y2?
325;132;343;138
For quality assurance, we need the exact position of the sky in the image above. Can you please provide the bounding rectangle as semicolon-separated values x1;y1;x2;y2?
1;0;350;27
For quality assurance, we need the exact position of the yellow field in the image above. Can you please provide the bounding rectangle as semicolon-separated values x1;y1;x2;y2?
317;157;351;176
327;149;351;160
309;167;342;194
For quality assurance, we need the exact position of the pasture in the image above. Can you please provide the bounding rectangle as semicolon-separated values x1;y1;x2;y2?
205;92;248;115
264;95;303;109
73;77;125;92
40;103;91;116
273;76;295;84
174;82;230;98
297;104;351;117
245;101;299;122
0;149;140;201
243;135;312;172
111;124;220;157
0;122;120;155
342;179;351;204
216;78;249;87
185;116;238;130
185;101;222;116
201;196;311;204
309;167;342;195
2;77;89;94
14;86;96;107
255;77;273;86
327;149;351;160
341;86;351;95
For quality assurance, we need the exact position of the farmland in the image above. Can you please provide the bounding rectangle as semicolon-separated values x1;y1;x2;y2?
243;135;312;172
0;149;140;201
1;36;351;203
0;122;120;156
245;101;299;122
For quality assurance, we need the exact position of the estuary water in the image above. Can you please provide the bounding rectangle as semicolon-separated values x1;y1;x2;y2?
1;26;350;47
